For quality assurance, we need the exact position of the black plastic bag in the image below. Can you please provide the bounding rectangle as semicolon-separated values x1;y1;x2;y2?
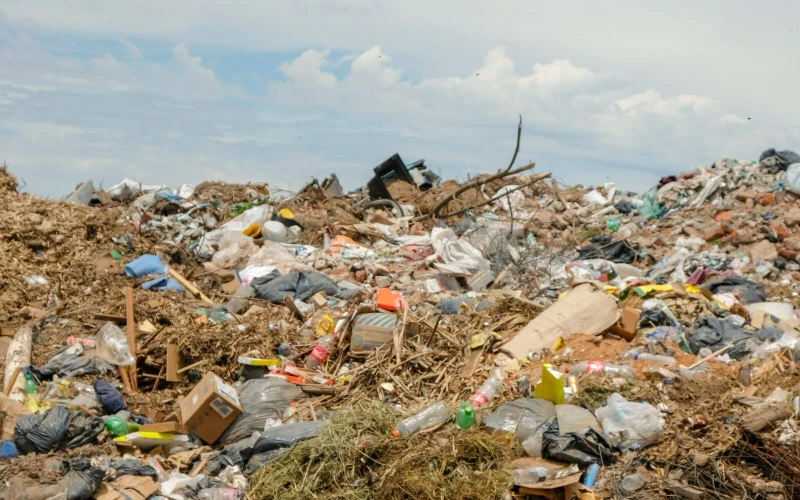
109;458;159;479
702;277;766;305
541;418;615;467
94;379;127;415
14;406;70;454
219;378;307;444
251;270;339;303
32;352;115;381
615;200;633;214
62;412;104;449
207;421;324;475
577;235;637;264
688;317;757;359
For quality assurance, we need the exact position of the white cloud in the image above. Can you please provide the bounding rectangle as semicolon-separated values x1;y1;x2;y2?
1;121;85;142
612;90;716;117
171;43;215;80
119;38;143;60
92;54;119;68
279;49;337;88
720;113;749;124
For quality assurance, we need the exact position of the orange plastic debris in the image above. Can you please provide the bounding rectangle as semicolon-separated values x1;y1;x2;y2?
376;287;405;311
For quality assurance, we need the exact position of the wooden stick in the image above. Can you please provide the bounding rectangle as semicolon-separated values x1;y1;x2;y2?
168;269;212;303
177;360;207;374
687;344;733;369
152;365;166;392
4;367;21;396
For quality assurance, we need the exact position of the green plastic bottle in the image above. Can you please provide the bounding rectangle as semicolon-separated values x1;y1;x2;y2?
104;416;139;437
456;402;474;430
22;367;36;395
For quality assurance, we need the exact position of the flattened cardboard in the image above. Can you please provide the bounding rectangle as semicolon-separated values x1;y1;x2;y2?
93;475;159;500
502;284;620;360
0;393;31;440
178;371;242;444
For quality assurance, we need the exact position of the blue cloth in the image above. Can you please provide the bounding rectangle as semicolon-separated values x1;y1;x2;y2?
94;379;127;415
142;276;184;292
124;254;165;278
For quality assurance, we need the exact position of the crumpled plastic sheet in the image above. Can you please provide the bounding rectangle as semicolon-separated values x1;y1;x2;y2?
541;418;615;467
595;393;665;450
250;270;340;303
431;227;490;272
483;398;555;457
219;378;307;444
687;316;760;359
702;277;767;305
577;235;637;264
207;421;325;475
760;147;800;172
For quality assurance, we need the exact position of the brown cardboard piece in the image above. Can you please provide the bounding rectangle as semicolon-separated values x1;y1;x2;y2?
310;292;328;311
609;306;641;341
139;421;188;434
93;475;159;500
501;283;620;361
179;371;242;444
0;393;31;440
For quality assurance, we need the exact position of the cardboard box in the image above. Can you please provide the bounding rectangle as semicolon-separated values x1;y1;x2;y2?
178;371;242;444
350;312;401;352
94;475;159;500
609;306;641;341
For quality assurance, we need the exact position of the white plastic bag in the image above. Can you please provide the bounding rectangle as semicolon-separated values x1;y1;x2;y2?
108;178;141;201
785;163;800;195
431;228;490;271
595;393;665;449
581;189;608;207
211;232;258;268
96;323;135;366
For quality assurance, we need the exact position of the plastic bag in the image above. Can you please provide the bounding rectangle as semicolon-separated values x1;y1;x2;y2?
640;187;664;219
219;378;307;444
703;277;767;305
61;412;104;449
250;271;339;304
95;323;135;366
431;227;491;272
595;393;665;449
582;190;608;207
108;178;141;201
15;405;70;454
541;418;614;467
211;232;258;268
577;235;637;264
483;398;555;457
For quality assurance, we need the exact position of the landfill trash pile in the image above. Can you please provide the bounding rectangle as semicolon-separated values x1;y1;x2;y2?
5;135;800;499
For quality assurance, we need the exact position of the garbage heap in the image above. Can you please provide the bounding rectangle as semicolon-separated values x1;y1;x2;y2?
4;146;800;499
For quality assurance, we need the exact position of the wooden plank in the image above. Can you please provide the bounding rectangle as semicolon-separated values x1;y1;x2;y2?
4;367;21;396
152;365;166;393
177;360;206;374
94;313;127;325
168;269;212;303
125;287;138;392
166;344;183;383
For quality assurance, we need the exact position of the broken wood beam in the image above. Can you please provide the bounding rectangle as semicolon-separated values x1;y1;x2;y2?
168;269;212;304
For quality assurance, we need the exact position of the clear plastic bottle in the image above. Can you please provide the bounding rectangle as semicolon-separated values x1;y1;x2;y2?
305;334;335;370
197;488;241;500
392;402;449;438
675;367;705;380
642;366;677;380
634;353;677;368
621;346;645;359
512;466;549;485
567;361;634;378
469;373;504;407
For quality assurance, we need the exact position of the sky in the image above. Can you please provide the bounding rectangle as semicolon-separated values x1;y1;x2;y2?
0;1;797;198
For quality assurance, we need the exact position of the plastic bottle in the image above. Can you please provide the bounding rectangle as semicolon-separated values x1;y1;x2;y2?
104;415;139;437
582;463;601;488
456;403;474;430
620;473;644;492
512;466;549;484
22;367;36;395
469;373;504;407
642;366;677;381
197;488;241;500
675;367;705;381
392;402;449;438
621;346;645;359
567;361;634;378
305;334;335;370
634;353;677;368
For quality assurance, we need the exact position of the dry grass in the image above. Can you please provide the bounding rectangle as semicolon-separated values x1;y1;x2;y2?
246;401;512;500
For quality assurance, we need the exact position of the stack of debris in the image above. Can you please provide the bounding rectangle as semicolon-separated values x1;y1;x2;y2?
6;133;800;499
